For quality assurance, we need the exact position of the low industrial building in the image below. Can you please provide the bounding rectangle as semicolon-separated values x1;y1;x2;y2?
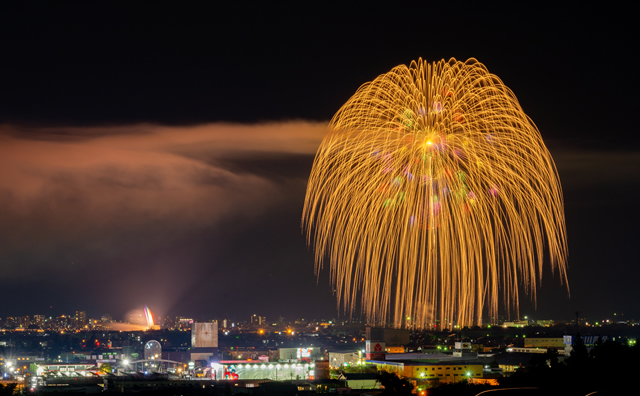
368;360;483;384
524;338;564;349
212;361;318;381
338;372;381;390
328;351;359;368
278;347;324;362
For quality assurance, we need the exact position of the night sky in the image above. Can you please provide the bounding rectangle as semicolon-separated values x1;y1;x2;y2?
1;3;638;323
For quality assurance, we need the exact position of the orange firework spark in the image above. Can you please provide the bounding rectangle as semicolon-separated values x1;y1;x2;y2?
303;58;568;328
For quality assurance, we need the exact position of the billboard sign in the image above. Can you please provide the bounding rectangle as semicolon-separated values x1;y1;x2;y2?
366;340;385;352
192;322;218;348
297;348;311;358
365;340;386;361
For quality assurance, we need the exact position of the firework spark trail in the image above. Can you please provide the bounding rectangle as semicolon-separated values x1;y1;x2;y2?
144;305;154;328
303;58;568;328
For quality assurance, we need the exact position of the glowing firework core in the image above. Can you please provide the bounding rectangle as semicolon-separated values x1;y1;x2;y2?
144;305;154;328
303;58;568;328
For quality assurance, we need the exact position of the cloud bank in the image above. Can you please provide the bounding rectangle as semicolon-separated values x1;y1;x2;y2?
0;122;329;318
0;122;326;250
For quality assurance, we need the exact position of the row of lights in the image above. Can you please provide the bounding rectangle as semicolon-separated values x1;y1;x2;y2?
212;363;311;370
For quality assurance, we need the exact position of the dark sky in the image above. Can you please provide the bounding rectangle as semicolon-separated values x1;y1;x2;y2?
0;2;638;324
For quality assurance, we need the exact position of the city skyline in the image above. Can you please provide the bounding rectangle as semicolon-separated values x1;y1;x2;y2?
0;3;638;323
0;309;632;330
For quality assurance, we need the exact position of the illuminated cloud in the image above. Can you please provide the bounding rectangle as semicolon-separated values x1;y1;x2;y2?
0;122;326;281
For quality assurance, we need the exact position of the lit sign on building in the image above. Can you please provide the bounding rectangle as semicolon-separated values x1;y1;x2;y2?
192;322;218;348
297;348;311;359
365;340;386;360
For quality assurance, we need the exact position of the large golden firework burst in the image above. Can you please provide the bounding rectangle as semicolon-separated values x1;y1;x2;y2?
303;58;568;328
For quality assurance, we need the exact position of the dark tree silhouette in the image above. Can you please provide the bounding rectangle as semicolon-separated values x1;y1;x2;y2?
377;370;414;396
0;383;16;396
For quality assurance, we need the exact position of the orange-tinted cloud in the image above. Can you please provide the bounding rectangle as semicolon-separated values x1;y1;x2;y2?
0;122;327;279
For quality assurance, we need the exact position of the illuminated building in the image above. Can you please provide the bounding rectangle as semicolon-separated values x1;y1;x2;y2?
329;351;359;368
211;362;315;381
505;347;548;354
496;354;533;373
337;373;381;390
502;320;528;328
223;348;274;362
32;315;45;327
524;338;565;350
161;316;174;329
56;315;72;329
278;347;323;362
20;316;31;328
31;363;104;391
3;317;16;328
175;317;193;331
192;322;218;348
453;342;478;358
369;360;483;384
75;311;86;328
190;322;218;363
